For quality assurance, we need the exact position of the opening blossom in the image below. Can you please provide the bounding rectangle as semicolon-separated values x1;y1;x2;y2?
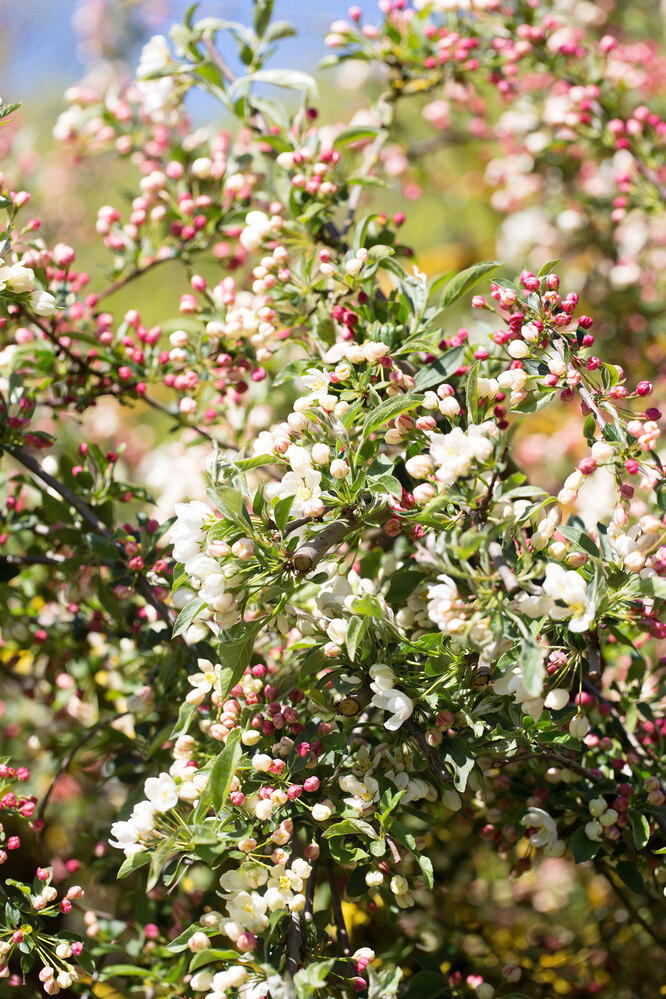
369;664;414;731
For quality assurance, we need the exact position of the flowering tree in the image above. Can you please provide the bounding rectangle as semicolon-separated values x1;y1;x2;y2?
1;1;666;997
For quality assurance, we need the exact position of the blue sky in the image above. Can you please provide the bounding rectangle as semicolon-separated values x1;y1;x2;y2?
2;1;381;103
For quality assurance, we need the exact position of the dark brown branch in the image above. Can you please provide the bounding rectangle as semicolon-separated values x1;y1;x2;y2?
488;541;519;595
587;631;602;682
541;748;603;783
140;393;239;449
9;445;180;637
326;860;351;956
292;518;355;574
0;552;63;567
490;747;602;783
286;912;301;978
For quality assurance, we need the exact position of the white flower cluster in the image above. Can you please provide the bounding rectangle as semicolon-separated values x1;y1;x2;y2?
427;424;495;489
426;574;492;647
494;666;569;722
135;35;183;119
214;856;313;945
519;562;595;632
109;772;179;857
109;759;214;858
171;500;247;632
208;299;280;355
265;444;323;519
0;257;56;315
607;513;664;575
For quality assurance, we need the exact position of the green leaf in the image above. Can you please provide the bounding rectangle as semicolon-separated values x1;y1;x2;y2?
439;260;502;309
465;360;480;423
521;638;545;699
571;826;601;863
273;493;295;533
324;818;379;840
189;948;240;971
294;959;336;999
615;860;645;894
147;837;176;891
101;965;162;981
537;258;561;277
210;728;243;813
628;811;650;850
167;924;205;953
386;567;423;603
413;345;465;390
171;701;197;739
233;454;277;471
333;125;382;148
361;394;421;439
253;0;274;37
219;620;264;690
265;19;297;42
557;524;601;559
635;578;666;601
345;616;367;662
172;597;206;638
401;971;447;999
231;68;318;98
416;853;434;890
442;737;474;792
207;485;246;526
117;852;151;880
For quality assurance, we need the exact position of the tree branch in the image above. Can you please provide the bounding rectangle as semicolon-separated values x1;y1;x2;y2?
95;255;174;304
292;518;355;574
8;445;181;638
0;552;64;566
285;911;301;978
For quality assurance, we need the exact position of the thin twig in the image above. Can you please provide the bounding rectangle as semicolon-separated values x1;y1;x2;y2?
488;541;519;595
202;38;238;84
95;255;173;304
37;712;130;823
587;631;602;682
